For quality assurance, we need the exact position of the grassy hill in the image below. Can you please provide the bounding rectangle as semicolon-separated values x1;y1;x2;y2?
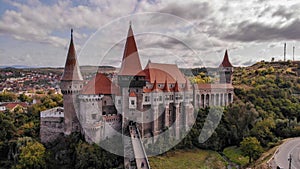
233;61;299;90
149;149;226;169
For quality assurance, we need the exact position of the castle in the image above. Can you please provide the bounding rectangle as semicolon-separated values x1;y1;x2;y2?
40;25;234;144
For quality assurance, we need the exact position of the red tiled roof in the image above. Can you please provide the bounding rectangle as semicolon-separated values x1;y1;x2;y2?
118;24;145;76
143;88;152;93
61;29;83;81
219;50;233;67
2;102;28;109
174;81;180;92
162;78;171;92
151;80;162;92
129;91;137;97
144;62;186;84
81;73;119;95
196;83;234;90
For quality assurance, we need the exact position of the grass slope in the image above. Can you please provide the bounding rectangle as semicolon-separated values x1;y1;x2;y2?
223;146;249;166
149;149;226;169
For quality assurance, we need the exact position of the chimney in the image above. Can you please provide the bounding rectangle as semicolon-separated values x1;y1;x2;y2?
293;46;295;61
284;43;286;62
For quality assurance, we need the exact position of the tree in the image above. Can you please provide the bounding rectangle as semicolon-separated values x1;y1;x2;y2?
240;137;263;163
0;113;17;142
18;93;32;103
75;141;121;169
0;91;17;102
250;118;275;146
15;140;46;169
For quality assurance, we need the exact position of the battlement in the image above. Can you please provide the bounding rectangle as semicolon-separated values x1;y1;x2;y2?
40;107;64;118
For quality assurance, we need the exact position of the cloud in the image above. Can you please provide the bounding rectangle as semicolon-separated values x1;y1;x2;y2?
0;0;299;67
158;1;212;21
0;1;110;47
272;5;295;20
222;19;300;42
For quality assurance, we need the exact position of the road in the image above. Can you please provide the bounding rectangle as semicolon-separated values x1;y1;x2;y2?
271;137;300;169
129;125;150;169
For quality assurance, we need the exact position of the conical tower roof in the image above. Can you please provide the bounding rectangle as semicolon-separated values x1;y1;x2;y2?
61;29;83;81
162;78;171;92
119;23;145;76
183;79;191;91
219;50;233;67
151;79;161;92
174;81;180;92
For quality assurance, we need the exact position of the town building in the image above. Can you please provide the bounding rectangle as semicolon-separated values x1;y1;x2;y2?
0;102;28;112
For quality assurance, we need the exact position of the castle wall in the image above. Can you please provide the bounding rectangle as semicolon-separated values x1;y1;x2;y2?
79;95;102;124
40;107;64;143
40;117;64;143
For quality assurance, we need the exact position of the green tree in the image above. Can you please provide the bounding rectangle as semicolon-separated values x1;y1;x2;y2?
0;91;17;102
250;118;276;146
0;113;17;142
18;93;32;103
240;137;263;163
75;141;122;169
15;140;46;169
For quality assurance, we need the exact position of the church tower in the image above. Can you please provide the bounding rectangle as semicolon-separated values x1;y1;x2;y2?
60;29;83;135
219;50;233;84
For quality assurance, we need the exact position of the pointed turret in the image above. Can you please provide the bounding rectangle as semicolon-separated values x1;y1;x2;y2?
118;23;146;89
151;79;161;92
163;78;171;92
60;29;83;135
174;81;180;92
119;23;144;76
219;50;233;84
61;29;83;81
183;79;191;91
219;50;233;68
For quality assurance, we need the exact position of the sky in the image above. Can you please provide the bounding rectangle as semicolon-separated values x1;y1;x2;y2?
0;0;300;68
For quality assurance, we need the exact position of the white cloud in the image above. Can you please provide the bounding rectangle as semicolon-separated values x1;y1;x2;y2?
0;0;299;66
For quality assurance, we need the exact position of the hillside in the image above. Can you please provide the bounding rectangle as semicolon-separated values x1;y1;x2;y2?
0;61;299;168
155;61;300;168
149;149;226;169
233;61;299;91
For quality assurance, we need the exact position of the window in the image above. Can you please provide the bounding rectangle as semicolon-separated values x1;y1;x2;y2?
159;96;162;101
144;96;150;102
118;100;121;105
131;100;135;105
103;100;107;106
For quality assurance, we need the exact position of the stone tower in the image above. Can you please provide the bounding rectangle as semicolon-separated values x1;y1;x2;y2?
60;29;83;135
118;24;146;124
219;50;233;84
